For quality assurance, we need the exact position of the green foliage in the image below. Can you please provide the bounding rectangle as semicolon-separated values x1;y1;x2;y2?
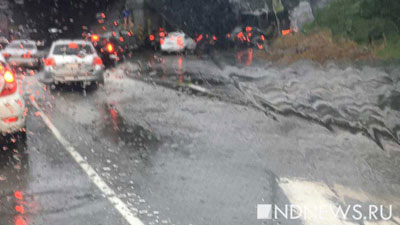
305;0;400;59
377;35;400;60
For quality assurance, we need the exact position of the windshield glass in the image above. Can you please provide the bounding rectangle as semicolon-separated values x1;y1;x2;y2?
52;44;93;55
8;42;35;49
1;1;399;225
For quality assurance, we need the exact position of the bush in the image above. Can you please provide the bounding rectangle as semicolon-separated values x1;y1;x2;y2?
257;30;374;63
377;35;400;60
304;0;400;59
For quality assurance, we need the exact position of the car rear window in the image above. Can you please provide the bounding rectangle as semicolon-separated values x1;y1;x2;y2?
52;43;94;55
8;42;35;49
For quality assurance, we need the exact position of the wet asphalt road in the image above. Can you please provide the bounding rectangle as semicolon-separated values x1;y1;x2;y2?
0;51;399;225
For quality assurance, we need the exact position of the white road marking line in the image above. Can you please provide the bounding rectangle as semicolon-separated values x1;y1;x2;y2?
30;99;144;225
279;178;348;225
279;178;400;225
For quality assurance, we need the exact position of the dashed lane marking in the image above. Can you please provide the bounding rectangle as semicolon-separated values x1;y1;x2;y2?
30;99;144;225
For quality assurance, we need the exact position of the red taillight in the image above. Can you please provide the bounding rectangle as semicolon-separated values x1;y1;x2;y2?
23;51;31;58
15;217;27;225
0;69;17;96
245;26;252;33
3;117;18;123
237;32;245;41
106;43;114;53
93;57;103;66
2;53;10;58
44;57;55;67
91;34;100;42
282;29;291;36
196;34;203;42
149;34;155;41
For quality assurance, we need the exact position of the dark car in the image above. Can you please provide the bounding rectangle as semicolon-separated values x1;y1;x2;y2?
89;32;124;68
230;26;268;49
146;28;168;51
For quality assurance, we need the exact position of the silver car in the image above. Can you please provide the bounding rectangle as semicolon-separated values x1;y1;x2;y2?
42;39;104;87
2;40;41;69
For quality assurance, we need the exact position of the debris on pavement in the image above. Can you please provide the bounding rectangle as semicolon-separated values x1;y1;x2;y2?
257;30;375;63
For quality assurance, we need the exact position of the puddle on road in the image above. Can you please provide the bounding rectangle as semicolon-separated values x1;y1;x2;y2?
101;104;160;151
145;68;227;87
128;54;228;88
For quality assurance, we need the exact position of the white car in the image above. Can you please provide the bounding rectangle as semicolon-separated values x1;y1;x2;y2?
0;55;26;141
160;31;196;53
42;40;104;87
2;40;41;69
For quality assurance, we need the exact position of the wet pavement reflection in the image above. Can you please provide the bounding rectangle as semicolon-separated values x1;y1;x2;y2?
0;49;398;225
0;137;29;225
101;103;160;150
126;50;400;150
